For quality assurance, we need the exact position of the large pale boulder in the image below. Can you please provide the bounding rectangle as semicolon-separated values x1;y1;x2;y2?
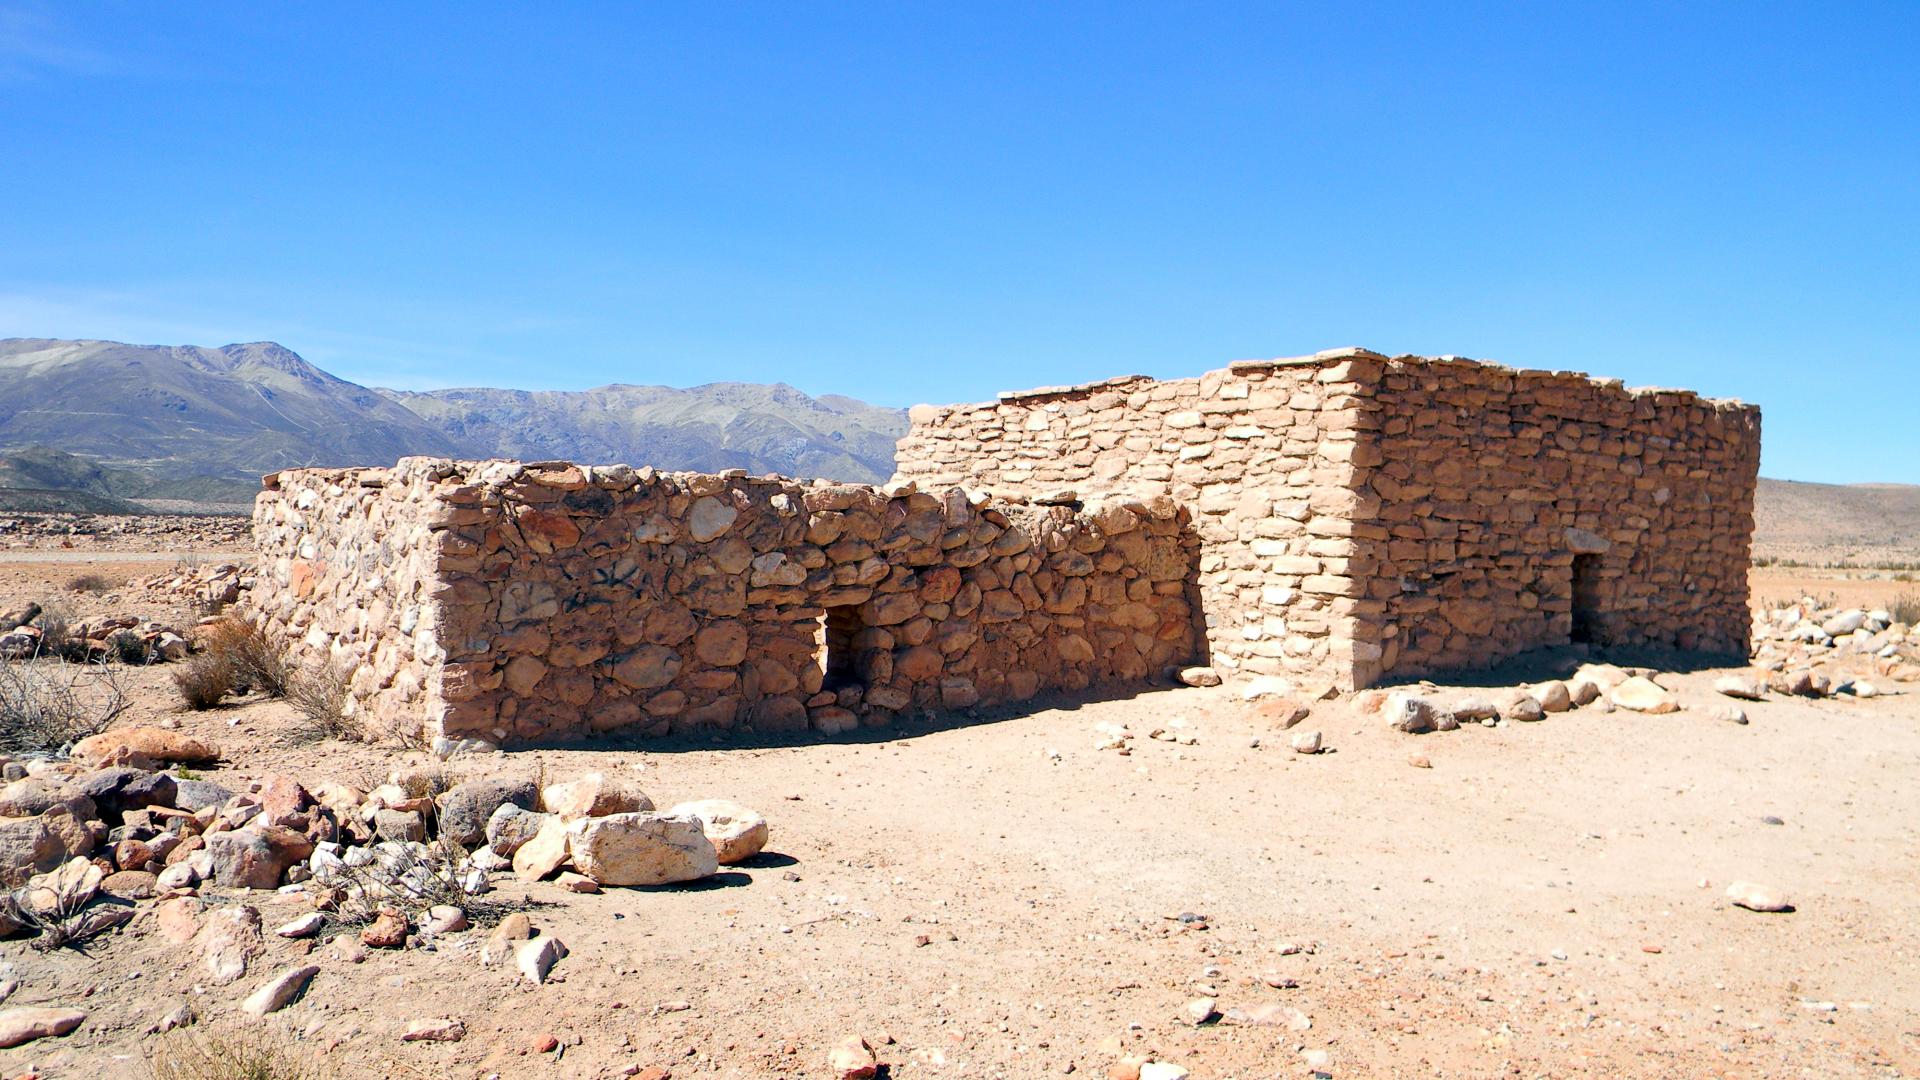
1714;674;1767;701
1381;692;1443;734
542;772;654;820
667;799;768;865
511;816;572;881
1610;676;1679;714
565;813;717;886
1530;681;1573;713
197;905;263;985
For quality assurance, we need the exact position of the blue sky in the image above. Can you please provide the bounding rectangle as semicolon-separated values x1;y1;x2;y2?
1;3;1914;483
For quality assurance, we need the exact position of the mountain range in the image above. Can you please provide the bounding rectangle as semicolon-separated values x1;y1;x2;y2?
0;337;909;506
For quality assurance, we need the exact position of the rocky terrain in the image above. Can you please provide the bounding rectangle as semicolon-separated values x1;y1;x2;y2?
0;537;1915;1078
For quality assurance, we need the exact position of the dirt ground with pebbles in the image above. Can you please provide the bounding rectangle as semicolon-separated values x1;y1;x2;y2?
2;544;1917;1079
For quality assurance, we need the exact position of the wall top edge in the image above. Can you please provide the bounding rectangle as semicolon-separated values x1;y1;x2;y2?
906;347;1760;418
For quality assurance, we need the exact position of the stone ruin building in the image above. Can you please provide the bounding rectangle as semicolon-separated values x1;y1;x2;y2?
249;347;1761;747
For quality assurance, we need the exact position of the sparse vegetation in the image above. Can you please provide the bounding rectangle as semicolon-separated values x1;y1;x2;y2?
324;834;477;929
107;629;154;666
67;572;120;594
199;618;290;697
0;655;129;753
31;603;90;664
146;1027;333;1080
172;651;236;711
1891;592;1920;627
285;663;359;743
3;870;132;952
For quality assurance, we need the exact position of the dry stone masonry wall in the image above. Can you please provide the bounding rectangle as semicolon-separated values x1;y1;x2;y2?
894;358;1376;692
894;347;1761;691
252;459;1198;747
248;346;1757;743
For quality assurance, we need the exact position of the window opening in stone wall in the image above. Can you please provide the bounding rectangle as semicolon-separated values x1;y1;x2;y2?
820;605;865;690
1570;554;1603;644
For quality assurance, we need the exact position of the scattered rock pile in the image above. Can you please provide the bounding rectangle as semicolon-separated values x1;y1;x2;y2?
1;741;770;964
1750;600;1919;693
0;512;250;548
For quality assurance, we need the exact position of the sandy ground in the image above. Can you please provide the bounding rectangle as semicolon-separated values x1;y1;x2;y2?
1750;566;1918;614
2;551;1917;1079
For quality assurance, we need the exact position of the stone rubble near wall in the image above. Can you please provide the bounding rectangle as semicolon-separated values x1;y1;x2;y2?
250;459;1199;746
893;348;1762;690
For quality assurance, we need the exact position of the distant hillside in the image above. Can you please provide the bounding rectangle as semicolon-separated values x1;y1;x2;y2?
1753;478;1920;566
0;338;910;503
380;381;906;484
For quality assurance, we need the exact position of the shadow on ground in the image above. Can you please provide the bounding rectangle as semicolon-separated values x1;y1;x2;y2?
506;677;1196;755
1369;643;1747;692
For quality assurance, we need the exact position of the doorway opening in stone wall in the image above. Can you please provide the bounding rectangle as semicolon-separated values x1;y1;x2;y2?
819;605;866;692
1570;554;1604;644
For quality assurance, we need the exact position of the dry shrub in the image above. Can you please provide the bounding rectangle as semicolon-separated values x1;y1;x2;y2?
0;656;129;753
107;629;153;666
1891;592;1920;627
147;1027;332;1080
172;652;235;711
67;572;119;594
198;619;289;698
31;604;90;664
285;664;359;743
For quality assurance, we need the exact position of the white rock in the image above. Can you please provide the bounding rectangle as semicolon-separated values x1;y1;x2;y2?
1382;692;1443;733
566;813;717;886
1714;674;1766;701
274;913;325;939
1726;880;1793;912
1289;730;1322;754
402;1017;467;1042
516;936;568;984
1140;1064;1191;1080
666;799;769;865
1610;676;1678;714
240;965;318;1016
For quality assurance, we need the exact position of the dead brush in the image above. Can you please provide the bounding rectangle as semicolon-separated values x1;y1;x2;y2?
319;835;479;929
0;655;129;753
30;604;91;664
146;1026;333;1080
284;663;360;743
197;618;290;698
172;651;236;711
66;572;119;594
1890;592;1920;627
2;882;133;953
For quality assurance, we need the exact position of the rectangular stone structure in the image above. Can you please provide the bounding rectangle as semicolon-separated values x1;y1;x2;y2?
893;348;1762;691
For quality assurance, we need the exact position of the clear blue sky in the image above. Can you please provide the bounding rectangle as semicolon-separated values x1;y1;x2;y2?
2;3;1914;483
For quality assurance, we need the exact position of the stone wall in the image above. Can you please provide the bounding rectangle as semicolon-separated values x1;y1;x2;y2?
1356;357;1760;683
893;348;1762;690
252;458;1199;746
893;353;1378;693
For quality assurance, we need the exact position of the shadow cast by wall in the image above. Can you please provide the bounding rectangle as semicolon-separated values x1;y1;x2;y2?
509;675;1202;755
1368;641;1750;691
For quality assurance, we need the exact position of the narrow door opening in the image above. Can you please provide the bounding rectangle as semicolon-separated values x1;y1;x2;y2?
820;605;865;690
1570;554;1603;644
